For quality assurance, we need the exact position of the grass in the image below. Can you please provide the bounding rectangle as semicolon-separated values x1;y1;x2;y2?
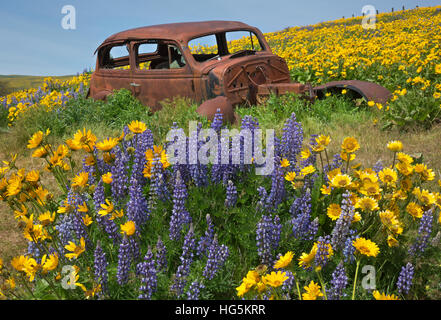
0;74;74;94
1;90;441;267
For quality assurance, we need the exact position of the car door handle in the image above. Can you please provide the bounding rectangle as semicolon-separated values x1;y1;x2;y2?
130;82;141;87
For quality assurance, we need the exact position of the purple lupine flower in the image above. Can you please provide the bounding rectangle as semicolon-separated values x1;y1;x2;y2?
372;160;384;174
129;237;141;262
328;262;348;300
27;241;42;260
94;241;108;295
265;155;286;211
111;146;129;201
93;181;121;243
55;214;75;247
257;186;271;212
155;237;167;272
171;225;197;297
169;170;192;241
323;153;343;181
203;235;229;280
330;191;355;251
117;236;132;285
280;112;303;165
314;235;332;270
409;209;434;256
197;214;215;257
396;262;414;295
211;108;223;133
225;180;237;208
256;214;282;266
186;281;205;300
291;188;316;240
137;247;157;299
130;128;154;184
126;174;150;229
342;229;357;264
281;270;296;299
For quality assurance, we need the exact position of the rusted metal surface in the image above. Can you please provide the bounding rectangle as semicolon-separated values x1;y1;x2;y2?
313;80;392;105
196;96;236;124
89;21;392;123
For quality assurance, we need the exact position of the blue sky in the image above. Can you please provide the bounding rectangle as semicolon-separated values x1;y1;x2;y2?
0;0;439;76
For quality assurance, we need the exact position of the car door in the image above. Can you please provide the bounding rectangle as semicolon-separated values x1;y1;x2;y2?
130;40;196;111
93;41;134;98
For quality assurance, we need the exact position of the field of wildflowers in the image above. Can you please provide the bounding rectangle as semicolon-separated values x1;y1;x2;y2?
1;6;441;300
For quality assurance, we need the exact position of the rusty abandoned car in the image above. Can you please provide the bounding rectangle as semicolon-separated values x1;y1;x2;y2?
88;21;391;123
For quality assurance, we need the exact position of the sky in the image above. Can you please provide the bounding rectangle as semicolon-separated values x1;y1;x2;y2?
0;0;439;76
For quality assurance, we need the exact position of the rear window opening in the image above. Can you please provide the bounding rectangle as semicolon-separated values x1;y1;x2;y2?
134;40;187;71
188;30;264;63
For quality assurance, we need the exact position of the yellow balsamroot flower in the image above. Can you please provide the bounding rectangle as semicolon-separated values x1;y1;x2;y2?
406;202;423;219
414;163;435;181
274;251;294;269
300;148;311;160
320;184;332;195
413;187;436;206
38;211;56;226
355;197;379;212
367;101;375;107
98;199;114;216
373;290;399;300
110;208;124;221
360;181;381;197
77;202;88;213
102;172;113;184
102;152;116;164
302;281;323;300
435;64;441;74
27;131;44;149
285;171;296;182
378;168;398;186
32;145;51;158
128;120;147;134
96;137;119;152
312;135;331;152
41;253;59;273
66;138;82;151
82;215;93;226
298;243;319;270
72;128;97;152
327;203;342;220
72;172;89;188
120;220;136;236
352;237;379;257
341;137;360;154
300;165;316;176
379;210;403;235
65;237;86;260
330;173;352;189
25;170;40;184
6;178;22;197
395;161;413;176
340;151;356;162
397;152;413;164
280;158;290;168
262;271;288;288
11;255;39;282
387;140;403;152
387;235;399;248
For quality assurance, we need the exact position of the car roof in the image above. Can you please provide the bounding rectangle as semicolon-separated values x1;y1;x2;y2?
97;20;258;49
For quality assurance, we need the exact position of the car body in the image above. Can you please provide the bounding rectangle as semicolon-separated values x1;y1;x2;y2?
89;21;391;122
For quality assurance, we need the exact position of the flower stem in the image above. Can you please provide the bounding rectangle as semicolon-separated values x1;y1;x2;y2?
352;259;361;300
